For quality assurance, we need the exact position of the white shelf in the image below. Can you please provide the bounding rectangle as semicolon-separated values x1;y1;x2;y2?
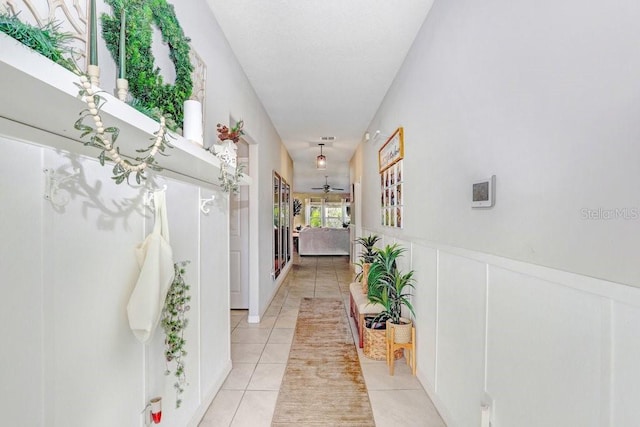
0;32;251;187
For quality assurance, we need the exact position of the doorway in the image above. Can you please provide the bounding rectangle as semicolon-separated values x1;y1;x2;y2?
230;141;249;308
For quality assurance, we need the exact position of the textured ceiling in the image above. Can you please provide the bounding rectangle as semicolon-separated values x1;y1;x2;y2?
206;0;434;193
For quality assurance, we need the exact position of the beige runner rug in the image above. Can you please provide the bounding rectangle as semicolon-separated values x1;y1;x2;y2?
272;298;375;426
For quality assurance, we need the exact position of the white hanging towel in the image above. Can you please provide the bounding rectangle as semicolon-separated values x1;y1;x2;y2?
127;190;175;343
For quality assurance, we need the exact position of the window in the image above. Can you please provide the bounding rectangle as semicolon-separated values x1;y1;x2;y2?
309;204;322;227
324;203;344;228
305;198;350;228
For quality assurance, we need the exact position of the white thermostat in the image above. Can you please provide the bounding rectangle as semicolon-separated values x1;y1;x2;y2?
471;175;496;208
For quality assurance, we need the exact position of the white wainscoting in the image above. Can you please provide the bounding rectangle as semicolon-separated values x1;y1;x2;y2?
364;228;640;427
1;132;231;427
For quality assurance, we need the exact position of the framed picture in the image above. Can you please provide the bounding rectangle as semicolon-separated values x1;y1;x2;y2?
380;157;404;229
379;127;404;173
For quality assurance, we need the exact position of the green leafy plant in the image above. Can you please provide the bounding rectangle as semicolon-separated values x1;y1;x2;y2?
101;0;193;130
219;162;245;194
0;10;77;72
355;235;381;263
293;199;302;216
354;234;381;283
366;243;405;305
367;244;415;325
369;269;416;325
127;97;178;130
161;261;191;409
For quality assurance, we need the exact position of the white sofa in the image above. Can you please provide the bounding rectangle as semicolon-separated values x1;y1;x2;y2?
298;227;350;255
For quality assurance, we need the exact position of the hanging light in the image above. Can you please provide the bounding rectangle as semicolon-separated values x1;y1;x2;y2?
316;143;327;170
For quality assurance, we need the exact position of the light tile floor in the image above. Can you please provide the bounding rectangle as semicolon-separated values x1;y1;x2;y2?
199;255;446;427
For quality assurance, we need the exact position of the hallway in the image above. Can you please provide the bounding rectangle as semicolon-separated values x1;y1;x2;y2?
199;255;445;426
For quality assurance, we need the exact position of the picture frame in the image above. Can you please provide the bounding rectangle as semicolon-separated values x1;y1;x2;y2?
378;127;404;173
380;157;404;229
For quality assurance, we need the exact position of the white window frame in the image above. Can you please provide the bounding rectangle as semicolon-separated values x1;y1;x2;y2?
304;198;350;228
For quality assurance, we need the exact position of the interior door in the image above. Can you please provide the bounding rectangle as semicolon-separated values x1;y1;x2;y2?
230;157;249;308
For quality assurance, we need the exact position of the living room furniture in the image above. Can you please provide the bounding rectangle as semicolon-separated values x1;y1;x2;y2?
298;227;350;255
349;282;384;348
387;325;416;375
292;231;299;252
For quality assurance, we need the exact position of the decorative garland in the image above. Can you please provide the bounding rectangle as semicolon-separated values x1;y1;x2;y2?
161;261;191;409
101;0;193;129
74;75;172;184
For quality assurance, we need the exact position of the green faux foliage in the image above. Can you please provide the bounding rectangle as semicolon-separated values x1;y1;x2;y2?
355;235;381;264
161;261;191;409
127;97;178;131
101;0;193;130
0;11;76;72
353;234;381;282
366;244;404;303
367;244;416;325
219;162;245;194
293;199;302;216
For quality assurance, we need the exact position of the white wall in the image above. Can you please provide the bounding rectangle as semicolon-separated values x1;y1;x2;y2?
0;0;292;424
364;229;640;427
0;132;230;426
162;1;293;321
364;0;640;287
356;0;640;425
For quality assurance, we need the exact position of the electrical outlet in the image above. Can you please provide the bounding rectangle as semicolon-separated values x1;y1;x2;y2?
481;392;494;427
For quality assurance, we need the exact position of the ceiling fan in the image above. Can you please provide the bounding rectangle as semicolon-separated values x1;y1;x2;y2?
312;176;345;193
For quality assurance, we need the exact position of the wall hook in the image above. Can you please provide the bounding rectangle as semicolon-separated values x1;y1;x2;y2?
200;195;216;214
143;185;168;210
43;168;80;208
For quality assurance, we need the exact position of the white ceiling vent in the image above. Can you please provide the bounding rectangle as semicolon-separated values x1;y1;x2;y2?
320;136;336;141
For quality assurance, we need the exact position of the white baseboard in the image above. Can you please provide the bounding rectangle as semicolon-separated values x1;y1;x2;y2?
417;369;456;427
187;360;233;426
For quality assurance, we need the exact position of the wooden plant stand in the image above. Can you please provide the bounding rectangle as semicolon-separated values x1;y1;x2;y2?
387;326;416;375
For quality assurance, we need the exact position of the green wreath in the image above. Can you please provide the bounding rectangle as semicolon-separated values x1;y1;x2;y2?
101;0;193;129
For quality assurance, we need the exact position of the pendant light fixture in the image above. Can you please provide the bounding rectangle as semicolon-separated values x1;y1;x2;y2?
316;143;327;170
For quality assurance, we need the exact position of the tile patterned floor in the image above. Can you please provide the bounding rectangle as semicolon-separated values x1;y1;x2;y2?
199;255;446;427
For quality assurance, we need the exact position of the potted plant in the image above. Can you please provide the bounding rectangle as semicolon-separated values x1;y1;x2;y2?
361;243;408;360
367;243;415;344
370;269;415;344
354;234;380;293
293;199;302;217
366;243;405;302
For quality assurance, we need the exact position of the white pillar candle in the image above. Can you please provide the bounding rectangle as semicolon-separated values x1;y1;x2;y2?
183;100;203;145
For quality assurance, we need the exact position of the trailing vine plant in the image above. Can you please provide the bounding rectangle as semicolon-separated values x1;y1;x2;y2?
74;74;173;184
101;0;193;130
161;261;191;409
219;162;245;194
